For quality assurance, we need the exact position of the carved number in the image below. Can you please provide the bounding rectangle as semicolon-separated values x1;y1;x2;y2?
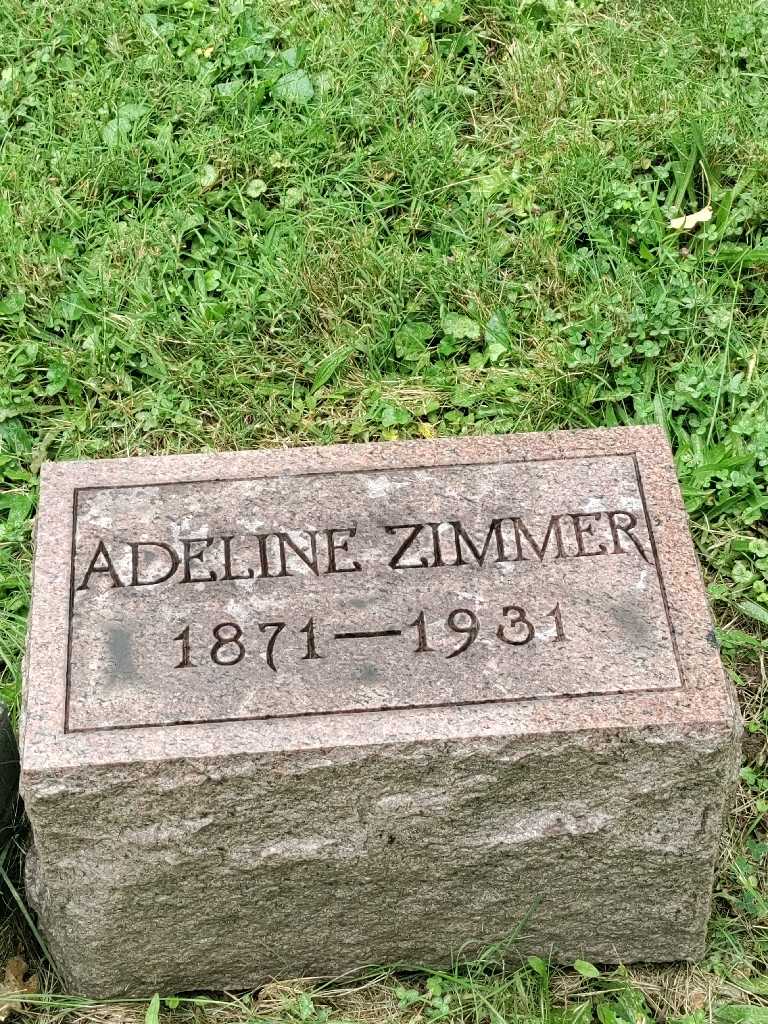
174;603;568;671
300;617;323;660
408;610;435;653
258;621;286;672
496;605;535;646
210;622;246;666
446;608;479;658
407;603;566;658
547;602;566;642
173;625;194;668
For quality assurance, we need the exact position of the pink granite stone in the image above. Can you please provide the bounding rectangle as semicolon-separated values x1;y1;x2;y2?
21;427;741;996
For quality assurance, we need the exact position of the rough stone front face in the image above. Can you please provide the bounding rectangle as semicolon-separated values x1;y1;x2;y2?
21;427;741;997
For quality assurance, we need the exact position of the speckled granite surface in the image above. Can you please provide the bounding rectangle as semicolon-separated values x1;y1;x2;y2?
21;427;741;995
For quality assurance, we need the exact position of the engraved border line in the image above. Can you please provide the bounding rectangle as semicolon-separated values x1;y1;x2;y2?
631;452;685;688
68;685;684;734
63;451;684;735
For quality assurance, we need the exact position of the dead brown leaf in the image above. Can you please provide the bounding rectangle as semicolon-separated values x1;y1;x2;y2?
0;957;39;1021
689;991;707;1011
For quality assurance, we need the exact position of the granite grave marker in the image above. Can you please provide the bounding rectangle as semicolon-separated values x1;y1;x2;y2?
21;426;741;996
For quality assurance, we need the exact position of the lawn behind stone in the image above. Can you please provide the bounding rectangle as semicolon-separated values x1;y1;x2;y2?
0;0;766;1017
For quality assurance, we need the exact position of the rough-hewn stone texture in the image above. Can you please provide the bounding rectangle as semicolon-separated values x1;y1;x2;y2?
21;427;741;996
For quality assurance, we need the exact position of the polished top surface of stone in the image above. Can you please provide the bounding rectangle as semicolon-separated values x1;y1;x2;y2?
22;427;738;770
66;453;677;732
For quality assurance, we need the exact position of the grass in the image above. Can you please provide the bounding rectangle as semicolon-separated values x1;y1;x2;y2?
0;0;766;1018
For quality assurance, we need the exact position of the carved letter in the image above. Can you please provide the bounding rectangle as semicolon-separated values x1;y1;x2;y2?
569;513;608;557
325;527;362;574
449;519;506;567
386;524;427;569
511;515;565;562
255;533;281;579
76;540;124;591
181;537;217;584
221;535;255;581
129;542;180;586
277;531;320;576
427;522;445;567
607;511;652;563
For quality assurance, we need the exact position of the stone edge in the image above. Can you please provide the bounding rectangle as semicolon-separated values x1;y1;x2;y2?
21;425;741;774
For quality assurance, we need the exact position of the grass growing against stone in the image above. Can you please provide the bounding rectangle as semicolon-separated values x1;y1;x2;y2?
0;0;766;1018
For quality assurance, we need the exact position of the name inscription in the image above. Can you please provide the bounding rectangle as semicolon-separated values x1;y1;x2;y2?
75;509;650;592
65;455;681;733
